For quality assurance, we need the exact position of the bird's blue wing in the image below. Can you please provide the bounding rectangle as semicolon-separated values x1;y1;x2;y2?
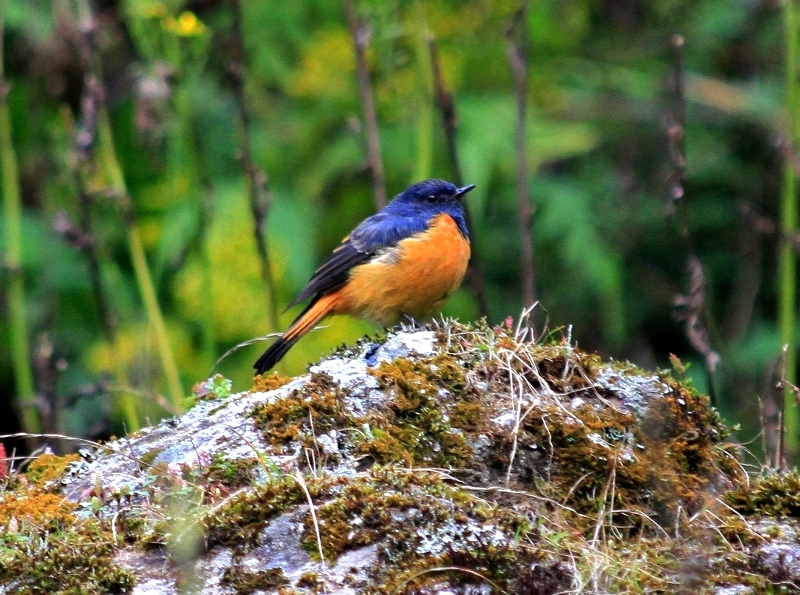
287;211;430;309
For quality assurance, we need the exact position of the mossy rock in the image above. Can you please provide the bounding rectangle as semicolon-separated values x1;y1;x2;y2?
1;321;797;593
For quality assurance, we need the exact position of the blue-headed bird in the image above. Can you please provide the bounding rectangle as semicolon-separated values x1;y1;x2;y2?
254;179;475;374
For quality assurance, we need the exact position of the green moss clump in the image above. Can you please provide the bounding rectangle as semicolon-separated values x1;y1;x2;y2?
250;356;485;470
206;454;258;490
0;528;134;595
203;476;305;547
297;466;535;590
250;372;349;454
724;471;800;517
0;488;134;594
24;453;81;486
220;566;288;594
358;355;480;467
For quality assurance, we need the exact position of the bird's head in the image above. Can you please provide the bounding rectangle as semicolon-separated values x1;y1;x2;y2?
390;179;476;211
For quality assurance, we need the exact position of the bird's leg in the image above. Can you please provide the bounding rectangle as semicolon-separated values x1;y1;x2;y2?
402;314;423;329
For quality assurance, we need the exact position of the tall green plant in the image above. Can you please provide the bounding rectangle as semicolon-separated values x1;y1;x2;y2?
0;0;40;435
781;0;799;454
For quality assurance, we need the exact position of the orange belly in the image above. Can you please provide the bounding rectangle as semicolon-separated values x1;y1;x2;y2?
336;214;470;326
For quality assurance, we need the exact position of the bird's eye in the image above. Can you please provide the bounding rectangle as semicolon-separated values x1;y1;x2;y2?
426;195;437;203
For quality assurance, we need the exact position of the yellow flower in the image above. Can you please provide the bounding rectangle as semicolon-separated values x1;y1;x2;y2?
164;11;206;37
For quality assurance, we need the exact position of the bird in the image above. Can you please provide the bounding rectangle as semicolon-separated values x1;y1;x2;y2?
254;179;476;374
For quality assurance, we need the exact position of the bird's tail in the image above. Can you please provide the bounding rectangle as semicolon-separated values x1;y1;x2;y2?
253;293;339;375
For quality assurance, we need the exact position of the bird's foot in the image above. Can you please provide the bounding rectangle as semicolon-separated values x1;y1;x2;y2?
364;342;382;366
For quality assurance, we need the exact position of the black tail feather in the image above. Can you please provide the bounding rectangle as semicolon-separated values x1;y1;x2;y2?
254;335;297;375
253;295;330;375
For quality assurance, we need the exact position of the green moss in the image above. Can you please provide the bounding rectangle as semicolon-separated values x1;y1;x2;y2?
0;530;134;594
25;453;80;486
138;447;161;468
0;497;134;594
220;566;288;594
203;476;305;546
724;471;800;517
250;372;349;454
357;355;478;467
296;466;536;590
207;454;258;489
250;355;484;469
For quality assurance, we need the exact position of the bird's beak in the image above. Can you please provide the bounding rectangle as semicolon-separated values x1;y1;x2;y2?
455;184;476;199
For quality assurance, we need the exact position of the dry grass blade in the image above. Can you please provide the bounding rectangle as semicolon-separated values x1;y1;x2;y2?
295;469;326;567
391;566;505;595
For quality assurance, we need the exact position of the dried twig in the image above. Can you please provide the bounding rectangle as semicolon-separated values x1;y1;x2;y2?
229;0;281;333
672;257;721;376
505;2;536;309
666;35;720;400
343;0;387;209
69;32;118;350
666;35;688;227
428;36;490;318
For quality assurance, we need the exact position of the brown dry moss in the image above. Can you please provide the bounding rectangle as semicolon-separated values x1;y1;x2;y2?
252;372;292;392
220;566;289;594
0;490;77;528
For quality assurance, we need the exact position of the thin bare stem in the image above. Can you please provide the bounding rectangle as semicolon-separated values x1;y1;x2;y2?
75;0;183;415
229;0;280;334
667;35;688;229
344;0;387;210
505;2;536;309
0;0;41;437
63;4;138;431
668;35;720;404
294;470;326;566
428;36;490;318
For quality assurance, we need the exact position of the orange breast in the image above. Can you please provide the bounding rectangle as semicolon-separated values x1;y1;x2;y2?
336;214;470;326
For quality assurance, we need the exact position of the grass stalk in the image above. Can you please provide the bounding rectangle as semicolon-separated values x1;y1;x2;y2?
0;0;41;435
780;0;799;453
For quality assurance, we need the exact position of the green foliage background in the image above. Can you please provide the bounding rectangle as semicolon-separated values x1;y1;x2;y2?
0;0;792;452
